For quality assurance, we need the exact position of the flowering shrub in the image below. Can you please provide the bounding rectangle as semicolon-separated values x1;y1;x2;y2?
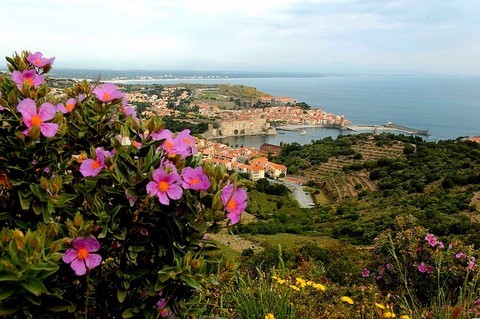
368;215;479;318
0;51;246;318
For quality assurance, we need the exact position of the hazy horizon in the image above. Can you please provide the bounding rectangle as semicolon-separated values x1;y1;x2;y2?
2;0;480;75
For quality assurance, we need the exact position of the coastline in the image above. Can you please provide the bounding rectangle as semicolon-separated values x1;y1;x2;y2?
207;123;431;142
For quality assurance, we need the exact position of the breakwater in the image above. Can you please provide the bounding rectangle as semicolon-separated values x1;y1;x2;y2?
347;122;430;136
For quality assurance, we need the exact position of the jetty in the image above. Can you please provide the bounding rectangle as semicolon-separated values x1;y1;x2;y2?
346;122;430;136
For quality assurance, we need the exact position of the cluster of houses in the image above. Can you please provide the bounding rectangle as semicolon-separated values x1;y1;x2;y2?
197;140;287;181
125;86;189;117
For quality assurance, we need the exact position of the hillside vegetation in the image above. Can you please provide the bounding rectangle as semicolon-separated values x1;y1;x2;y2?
239;133;480;246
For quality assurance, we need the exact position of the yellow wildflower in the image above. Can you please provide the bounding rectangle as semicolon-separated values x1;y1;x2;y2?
383;311;396;318
295;277;306;287
276;279;286;284
340;296;354;305
375;302;386;309
271;276;279;280
265;313;275;319
306;280;314;286
312;283;327;291
400;316;410;319
289;285;300;291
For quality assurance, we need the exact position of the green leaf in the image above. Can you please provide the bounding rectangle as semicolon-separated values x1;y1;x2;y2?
0;284;16;300
180;275;203;290
121;308;136;318
24;293;41;305
55;193;77;206
117;286;127;303
45;303;71;312
21;277;48;296
0;272;20;282
17;190;32;210
0;305;19;316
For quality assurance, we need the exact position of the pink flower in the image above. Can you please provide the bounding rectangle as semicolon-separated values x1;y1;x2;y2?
468;261;476;271
56;98;76;113
173;129;197;158
426;265;435;273
456;252;465;259
62;236;102;276
151;129;197;158
12;70;45;90
146;167;183;205
438;241;444;249
17;98;58;137
27;51;55;68
386;263;392;270
152;129;176;155
125;190;138;207
361;268;370;278
220;184;247;224
181;167;210;190
92;83;124;102
80;147;111;177
418;262;428;273
425;233;438;247
156;294;174;319
122;105;139;122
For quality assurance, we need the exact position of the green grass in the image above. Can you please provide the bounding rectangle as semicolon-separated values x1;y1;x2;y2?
245;233;341;250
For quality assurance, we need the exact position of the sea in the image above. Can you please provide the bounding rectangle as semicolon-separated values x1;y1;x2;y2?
49;69;480;148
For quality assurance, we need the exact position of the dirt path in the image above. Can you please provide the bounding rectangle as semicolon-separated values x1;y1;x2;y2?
208;212;263;253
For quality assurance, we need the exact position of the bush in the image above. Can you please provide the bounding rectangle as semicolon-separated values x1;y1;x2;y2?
368;215;479;316
0;51;247;318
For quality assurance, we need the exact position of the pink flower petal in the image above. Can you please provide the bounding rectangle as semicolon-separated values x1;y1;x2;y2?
56;103;68;113
32;74;45;87
80;159;102;177
71;237;100;252
82;237;101;252
38;102;56;121
146;181;159;197
71;258;87;276
85;253;102;269
227;211;241;225
39;123;58;138
166;184;183;200
17;98;37;124
157;191;170;205
11;71;24;88
62;248;79;264
152;168;167;183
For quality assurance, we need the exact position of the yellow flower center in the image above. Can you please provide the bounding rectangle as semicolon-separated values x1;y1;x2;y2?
24;77;34;86
103;93;110;101
190;178;199;185
77;248;89;260
165;140;173;151
92;160;101;169
66;103;74;111
35;58;42;66
227;199;237;211
183;137;191;145
158;181;169;192
30;114;42;127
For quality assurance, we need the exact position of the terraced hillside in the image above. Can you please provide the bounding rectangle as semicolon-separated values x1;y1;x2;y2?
303;139;406;200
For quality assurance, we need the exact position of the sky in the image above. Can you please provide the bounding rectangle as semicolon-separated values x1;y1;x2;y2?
1;0;479;74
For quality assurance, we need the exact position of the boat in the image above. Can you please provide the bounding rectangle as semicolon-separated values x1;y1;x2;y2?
299;130;307;136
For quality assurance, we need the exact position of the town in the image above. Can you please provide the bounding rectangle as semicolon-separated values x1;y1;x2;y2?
119;83;350;181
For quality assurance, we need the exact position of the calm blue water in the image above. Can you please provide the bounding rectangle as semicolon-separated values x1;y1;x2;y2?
119;75;480;146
